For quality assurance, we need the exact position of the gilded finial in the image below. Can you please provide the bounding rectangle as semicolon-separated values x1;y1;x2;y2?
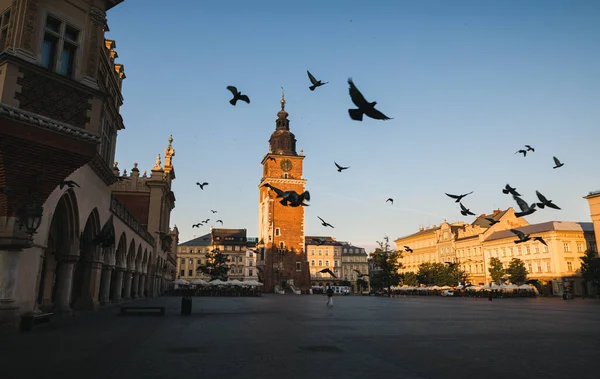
168;134;173;146
114;161;119;168
280;85;285;110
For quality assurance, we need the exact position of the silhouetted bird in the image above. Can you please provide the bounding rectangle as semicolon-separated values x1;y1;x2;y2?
192;223;202;228
552;156;564;169
196;182;209;189
404;246;413;253
460;203;476;216
510;228;531;244
386;198;394;204
312;237;327;246
204;219;210;223
334;162;350;172
533;236;547;246
525;145;535;152
226;86;250;106
216;220;223;225
347;78;392;121
513;195;537;217
535;190;561;210
60;180;79;189
353;269;369;278
484;217;499;226
319;268;337;278
262;183;310;207
502;184;521;196
318;216;334;228
445;191;473;203
307;70;328;91
268;157;276;162
211;210;218;213
515;149;527;157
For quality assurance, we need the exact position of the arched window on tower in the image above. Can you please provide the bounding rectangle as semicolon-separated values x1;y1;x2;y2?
279;241;285;249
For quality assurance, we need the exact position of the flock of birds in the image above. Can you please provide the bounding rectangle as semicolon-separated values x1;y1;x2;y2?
192;70;569;279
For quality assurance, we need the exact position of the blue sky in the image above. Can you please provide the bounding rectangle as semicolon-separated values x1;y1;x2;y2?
107;0;600;252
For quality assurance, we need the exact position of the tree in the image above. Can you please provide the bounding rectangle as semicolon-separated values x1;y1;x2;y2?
196;248;229;281
401;272;419;286
506;258;528;285
416;262;466;286
370;236;402;296
579;250;600;297
488;257;505;284
356;278;369;292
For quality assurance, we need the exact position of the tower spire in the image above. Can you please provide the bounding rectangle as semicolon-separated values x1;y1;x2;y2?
268;88;297;155
281;85;286;110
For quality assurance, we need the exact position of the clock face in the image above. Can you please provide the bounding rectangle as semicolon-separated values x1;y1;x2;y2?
280;159;292;172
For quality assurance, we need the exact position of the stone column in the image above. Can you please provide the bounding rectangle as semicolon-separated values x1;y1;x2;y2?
99;265;114;305
131;273;139;298
122;271;133;300
110;268;124;303
74;260;103;310
146;275;154;297
40;254;57;308
138;275;146;298
0;249;21;328
53;255;79;313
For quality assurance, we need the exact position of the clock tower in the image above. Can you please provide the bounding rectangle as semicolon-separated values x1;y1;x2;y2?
258;91;310;293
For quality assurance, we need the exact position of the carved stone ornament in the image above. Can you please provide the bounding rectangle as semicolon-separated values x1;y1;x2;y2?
21;0;39;52
89;8;106;25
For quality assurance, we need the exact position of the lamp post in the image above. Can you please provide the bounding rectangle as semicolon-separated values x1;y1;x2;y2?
16;199;44;238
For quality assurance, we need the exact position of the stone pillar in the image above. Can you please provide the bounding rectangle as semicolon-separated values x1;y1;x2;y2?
54;255;79;313
110;268;124;303
146;275;155;297
40;254;57;308
0;250;21;328
74;260;103;310
138;275;146;298
122;271;133;300
99;265;114;305
131;273;139;298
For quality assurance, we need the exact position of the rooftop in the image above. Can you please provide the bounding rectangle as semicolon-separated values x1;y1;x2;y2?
179;233;212;247
485;221;594;242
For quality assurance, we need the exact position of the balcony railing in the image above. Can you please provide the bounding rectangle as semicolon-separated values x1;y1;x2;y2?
110;195;155;245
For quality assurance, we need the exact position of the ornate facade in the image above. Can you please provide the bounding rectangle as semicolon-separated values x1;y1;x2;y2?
0;0;177;331
306;236;341;285
257;93;310;292
176;230;259;281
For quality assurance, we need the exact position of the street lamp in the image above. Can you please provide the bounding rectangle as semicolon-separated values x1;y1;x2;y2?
17;199;44;237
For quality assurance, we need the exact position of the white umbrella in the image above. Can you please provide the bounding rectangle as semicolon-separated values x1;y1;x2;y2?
228;279;243;286
173;279;190;285
191;279;208;286
209;279;226;286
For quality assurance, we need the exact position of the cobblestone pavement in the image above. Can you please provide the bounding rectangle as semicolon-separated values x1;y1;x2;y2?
1;295;598;379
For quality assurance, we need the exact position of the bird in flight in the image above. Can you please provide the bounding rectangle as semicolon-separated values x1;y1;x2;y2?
386;198;394;204
533;236;547;246
513;195;536;217
334;162;350;172
404;246;413;253
307;70;328;91
204;219;210;223
196;182;209;190
552;156;564;169
484;217;499;226
319;268;337;278
262;183;310;207
535;191;561;210
347;78;392;121
267;157;276;162
353;269;369;278
445;191;473;203
192;223;203;228
60;180;80;189
211;210;218;213
312;237;327;246
318;216;334;228
216;220;223;225
515;149;527;157
502;184;521;197
460;203;476;216
525;145;535;152
226;86;250;106
510;228;531;244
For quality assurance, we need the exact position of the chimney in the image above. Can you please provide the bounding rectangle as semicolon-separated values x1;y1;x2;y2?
493;209;501;216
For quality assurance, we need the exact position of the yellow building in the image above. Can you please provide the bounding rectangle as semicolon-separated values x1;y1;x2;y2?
483;221;596;295
340;242;369;293
306;236;341;285
176;229;259;282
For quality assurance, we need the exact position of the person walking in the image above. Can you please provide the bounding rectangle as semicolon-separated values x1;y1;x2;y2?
326;286;334;307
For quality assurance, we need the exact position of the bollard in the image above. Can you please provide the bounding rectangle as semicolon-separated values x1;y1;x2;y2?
181;296;192;315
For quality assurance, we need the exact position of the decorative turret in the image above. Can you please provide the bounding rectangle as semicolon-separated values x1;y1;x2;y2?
268;87;297;156
163;135;175;180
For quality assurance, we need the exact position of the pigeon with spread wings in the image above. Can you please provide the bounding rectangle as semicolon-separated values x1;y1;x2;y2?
319;268;337;278
226;86;250;106
307;70;328;91
347;78;392;121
